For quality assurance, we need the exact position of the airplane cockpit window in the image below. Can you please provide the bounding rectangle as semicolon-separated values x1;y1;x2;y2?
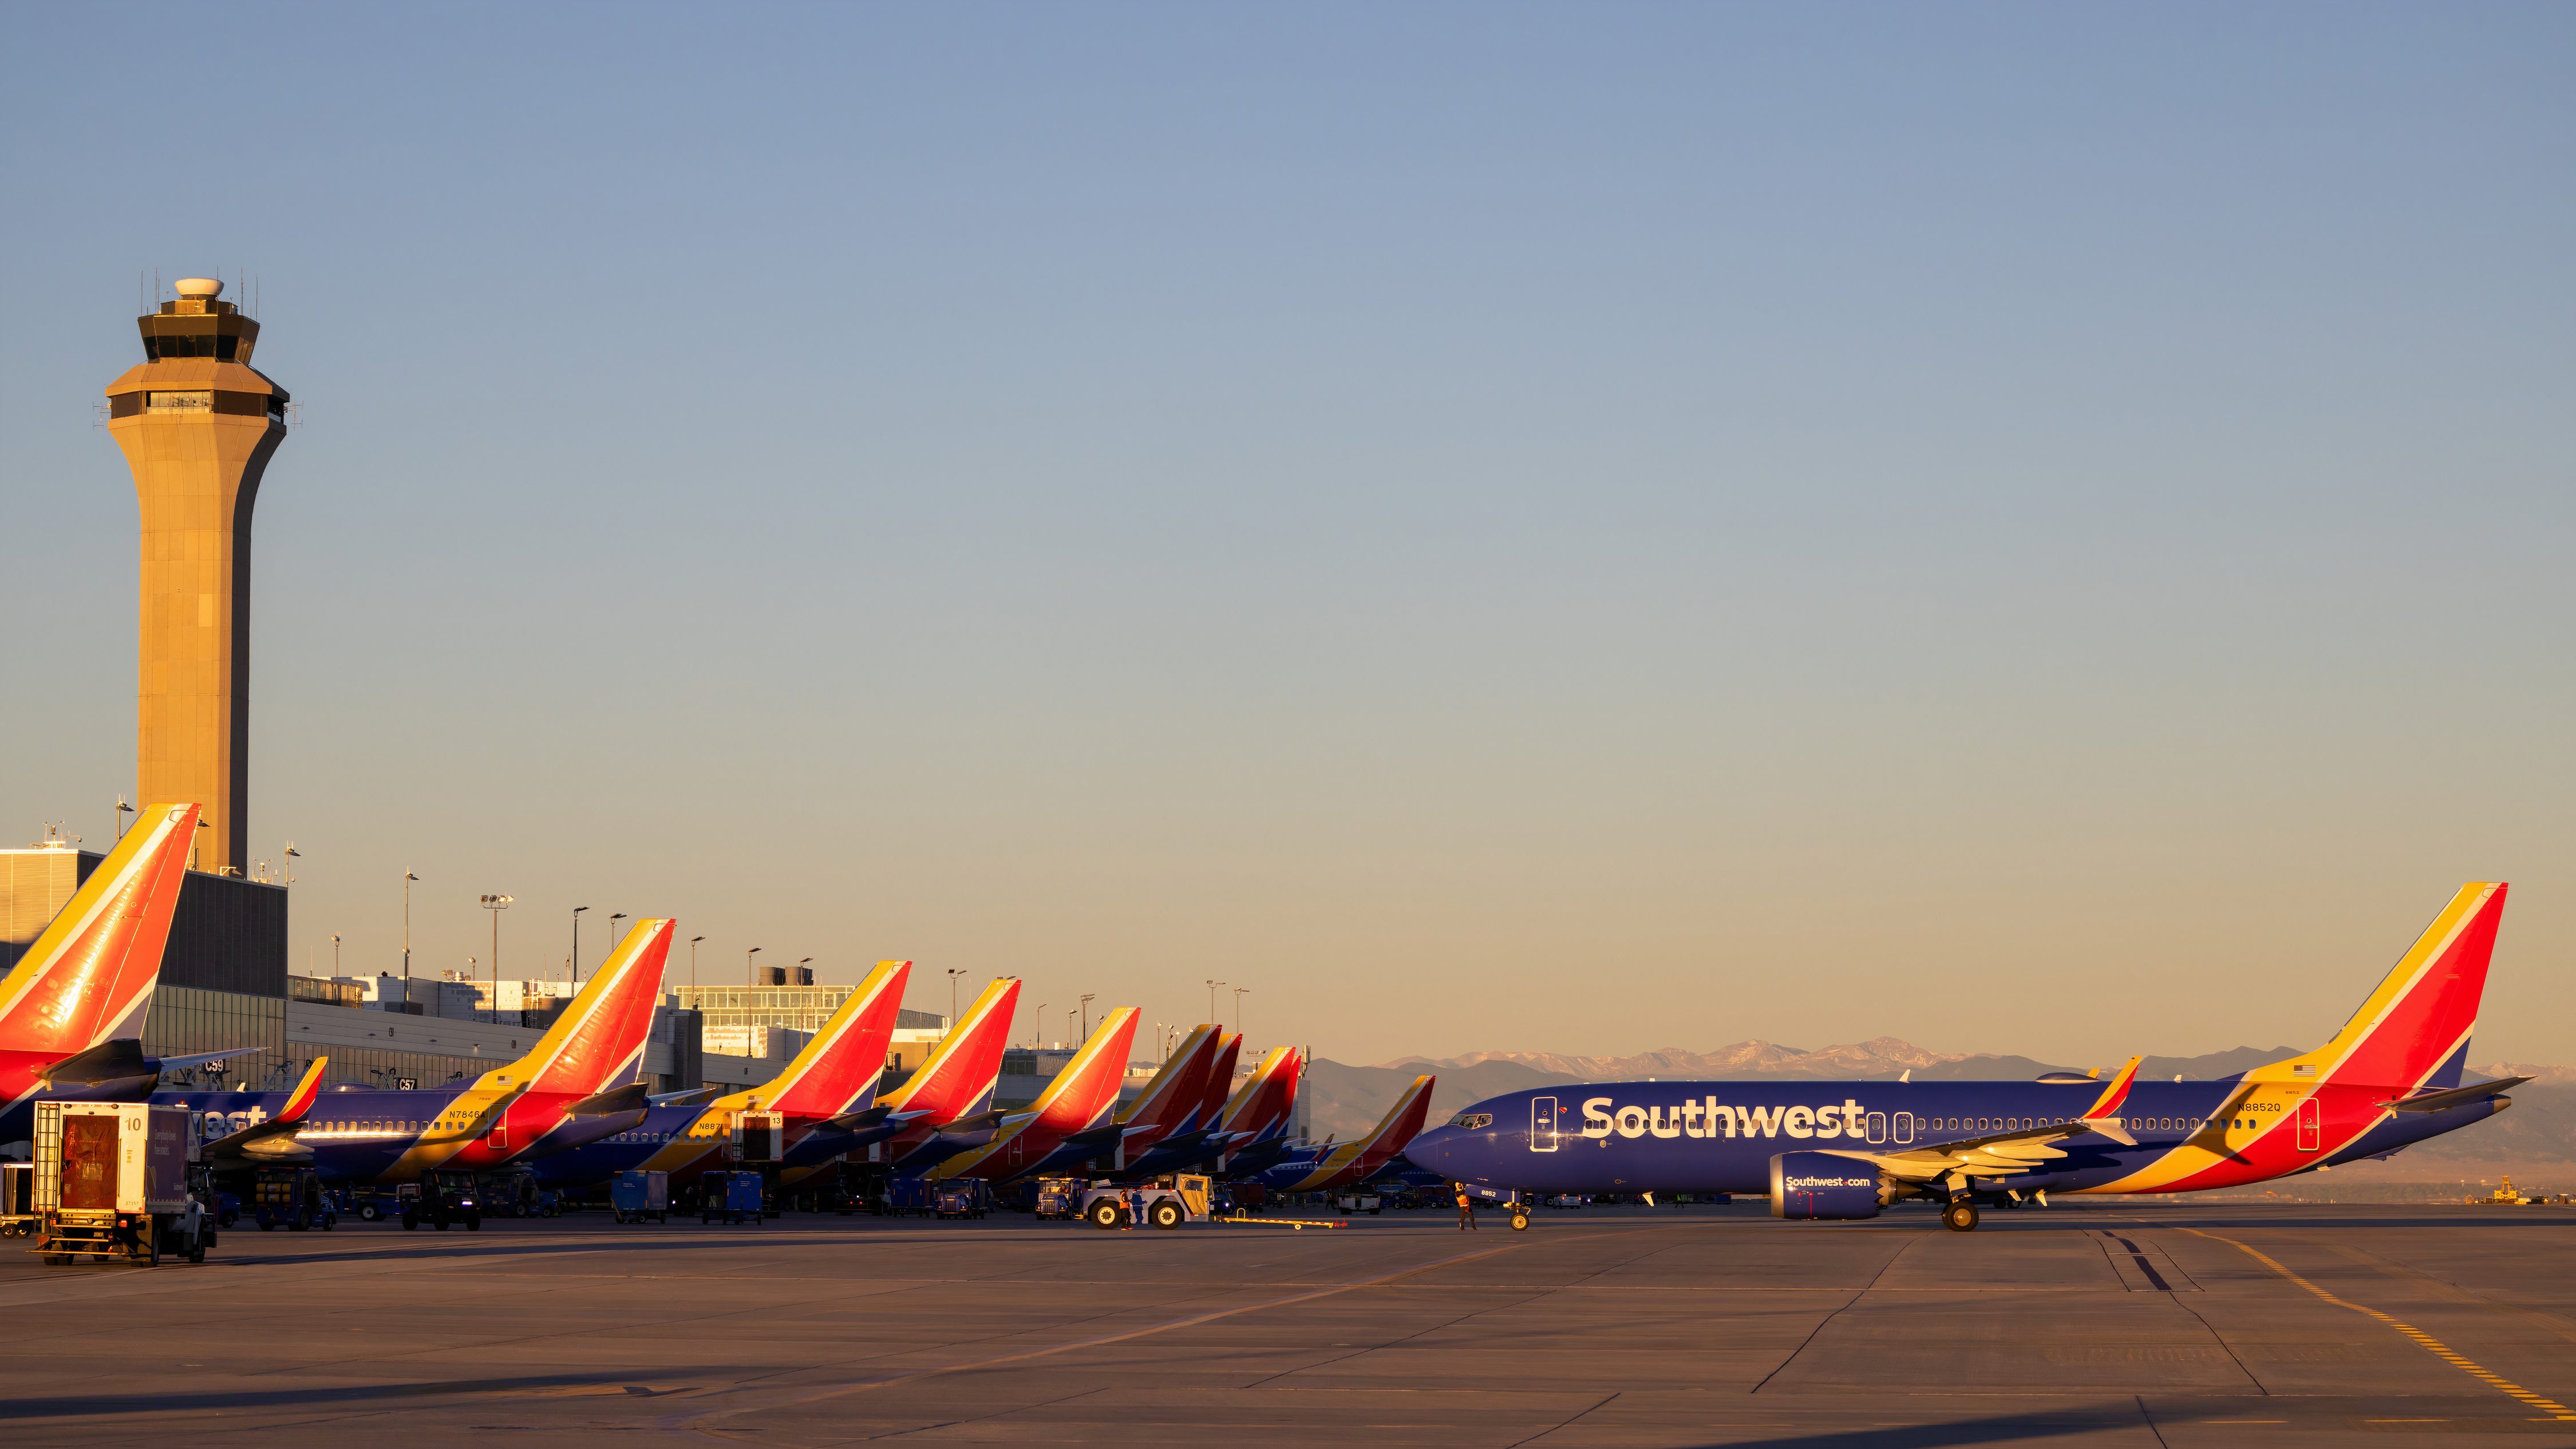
1448;1113;1493;1130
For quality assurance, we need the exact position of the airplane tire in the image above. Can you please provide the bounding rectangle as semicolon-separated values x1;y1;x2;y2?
1942;1202;1980;1233
1151;1200;1183;1230
1088;1199;1123;1231
1510;1212;1530;1231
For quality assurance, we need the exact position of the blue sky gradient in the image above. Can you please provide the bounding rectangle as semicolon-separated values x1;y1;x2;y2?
5;5;2571;1066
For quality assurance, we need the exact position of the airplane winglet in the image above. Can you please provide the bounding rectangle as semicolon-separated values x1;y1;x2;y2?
2080;1056;2143;1120
276;1056;331;1122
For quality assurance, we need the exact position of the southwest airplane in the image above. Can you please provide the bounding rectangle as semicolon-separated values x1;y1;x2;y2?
0;804;256;1142
157;918;676;1182
534;958;912;1190
1097;1023;1224;1171
1244;1072;1435;1194
1208;1044;1304;1173
923;1006;1140;1183
784;974;1022;1189
1405;883;2524;1231
1115;1030;1242;1178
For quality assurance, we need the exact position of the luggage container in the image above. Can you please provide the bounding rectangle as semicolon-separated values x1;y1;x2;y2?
250;1165;338;1231
701;1170;764;1225
611;1169;670;1223
886;1175;935;1218
1;1160;35;1237
933;1179;990;1219
30;1101;213;1266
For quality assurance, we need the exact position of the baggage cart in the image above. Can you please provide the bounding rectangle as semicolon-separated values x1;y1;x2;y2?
611;1169;670;1223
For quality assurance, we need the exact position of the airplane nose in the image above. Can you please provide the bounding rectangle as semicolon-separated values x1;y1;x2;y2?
1407;1124;1460;1168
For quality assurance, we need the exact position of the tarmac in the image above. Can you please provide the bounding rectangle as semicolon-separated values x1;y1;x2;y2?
2;1200;2573;1447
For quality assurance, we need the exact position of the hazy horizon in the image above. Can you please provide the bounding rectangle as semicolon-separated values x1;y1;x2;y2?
6;5;2570;1068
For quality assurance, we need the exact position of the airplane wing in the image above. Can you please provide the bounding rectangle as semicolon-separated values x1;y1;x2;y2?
563;1081;650;1118
201;1057;331;1161
1850;1115;2136;1188
153;1045;270;1076
651;1085;727;1107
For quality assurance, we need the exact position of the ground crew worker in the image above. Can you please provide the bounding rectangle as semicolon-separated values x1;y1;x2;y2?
1126;1186;1146;1230
1455;1183;1477;1231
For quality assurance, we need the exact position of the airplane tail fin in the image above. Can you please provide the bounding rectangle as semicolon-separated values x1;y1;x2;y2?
1024;1007;1140;1132
1188;1032;1243;1133
1119;1024;1218;1132
504;918;674;1097
1356;1073;1437;1166
0;803;198;1059
756;959;913;1116
884;976;1020;1124
1222;1045;1303;1140
2261;883;2508;1095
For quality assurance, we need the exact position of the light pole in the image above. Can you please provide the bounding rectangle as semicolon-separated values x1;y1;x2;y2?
331;933;341;976
690;935;705;991
799;956;813;990
115;797;132;840
1066;1006;1077;1045
1233;986;1250;1040
1205;978;1223;1025
947;968;967;1029
402;870;419;986
571;906;589;986
481;895;513;1004
746;946;762;986
283;842;300;886
608;912;627;959
1031;1002;1045;1049
1080;993;1096;1039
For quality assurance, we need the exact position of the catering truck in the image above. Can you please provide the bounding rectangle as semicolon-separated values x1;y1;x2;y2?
30;1101;214;1266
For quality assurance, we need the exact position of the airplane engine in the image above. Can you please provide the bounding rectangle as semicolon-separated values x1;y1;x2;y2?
1768;1152;1886;1220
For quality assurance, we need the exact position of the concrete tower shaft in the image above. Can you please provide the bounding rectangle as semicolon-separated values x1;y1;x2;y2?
102;278;290;875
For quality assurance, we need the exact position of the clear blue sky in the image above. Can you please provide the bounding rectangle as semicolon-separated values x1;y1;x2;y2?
5;5;2571;1068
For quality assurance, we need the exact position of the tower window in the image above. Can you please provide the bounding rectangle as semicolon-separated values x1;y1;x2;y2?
147;391;214;413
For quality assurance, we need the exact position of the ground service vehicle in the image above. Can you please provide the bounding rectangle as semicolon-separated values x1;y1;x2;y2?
1336;1190;1382;1215
702;1170;763;1224
406;1168;481;1230
611;1169;669;1223
934;1179;990;1219
887;1175;935;1217
345;1184;405;1221
1034;1176;1081;1220
31;1101;212;1266
1082;1174;1212;1230
250;1165;337;1231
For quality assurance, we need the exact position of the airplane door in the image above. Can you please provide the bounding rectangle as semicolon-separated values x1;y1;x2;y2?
1865;1112;1886;1145
1531;1096;1559;1152
488;1120;508;1151
1893;1112;1914;1145
2297;1096;2320;1152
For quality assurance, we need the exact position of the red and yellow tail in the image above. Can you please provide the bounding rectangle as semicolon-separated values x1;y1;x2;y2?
882;976;1020;1123
2087;883;2508;1195
1191;1032;1243;1132
0;803;197;1075
750;959;912;1118
1119;1023;1219;1134
927;1006;1139;1179
1221;1044;1302;1142
501;918;674;1099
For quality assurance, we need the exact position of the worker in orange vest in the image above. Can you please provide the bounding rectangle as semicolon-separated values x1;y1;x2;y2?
1455;1183;1477;1231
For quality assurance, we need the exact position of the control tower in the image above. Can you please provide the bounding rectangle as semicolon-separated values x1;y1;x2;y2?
103;278;290;875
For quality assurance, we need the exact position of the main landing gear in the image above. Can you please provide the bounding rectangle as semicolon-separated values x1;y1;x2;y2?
1509;1209;1530;1231
1941;1201;1981;1233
